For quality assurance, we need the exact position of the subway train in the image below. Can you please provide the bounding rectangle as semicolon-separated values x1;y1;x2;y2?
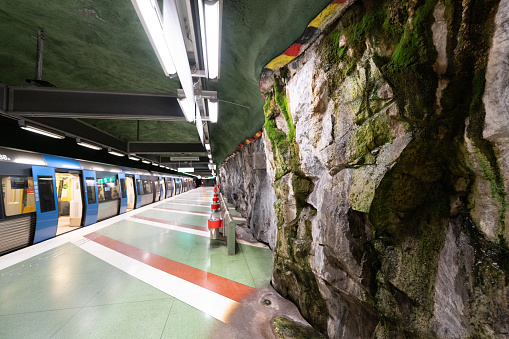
0;146;195;256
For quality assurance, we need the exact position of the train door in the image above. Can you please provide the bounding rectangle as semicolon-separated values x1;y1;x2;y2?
55;171;83;235
125;176;135;211
118;173;127;214
168;178;173;198
154;177;160;202
159;176;164;200
32;166;58;243
82;170;99;226
134;174;142;209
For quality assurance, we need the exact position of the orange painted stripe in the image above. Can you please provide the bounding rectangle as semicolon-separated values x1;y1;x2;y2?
131;215;207;231
283;43;302;57
84;232;255;302
155;206;210;215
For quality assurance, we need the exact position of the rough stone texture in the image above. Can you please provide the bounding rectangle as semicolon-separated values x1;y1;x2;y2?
218;138;277;248
222;0;509;338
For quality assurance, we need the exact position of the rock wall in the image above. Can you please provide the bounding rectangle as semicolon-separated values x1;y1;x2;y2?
221;0;509;338
218;138;277;248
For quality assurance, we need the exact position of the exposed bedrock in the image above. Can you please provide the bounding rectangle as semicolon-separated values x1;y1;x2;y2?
221;0;509;337
218;138;277;248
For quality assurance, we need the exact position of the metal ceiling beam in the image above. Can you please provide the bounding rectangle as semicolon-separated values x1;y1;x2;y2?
28;117;128;151
129;142;206;154
7;86;186;120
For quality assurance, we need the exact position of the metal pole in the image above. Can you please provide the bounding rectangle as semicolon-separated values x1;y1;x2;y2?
35;28;44;80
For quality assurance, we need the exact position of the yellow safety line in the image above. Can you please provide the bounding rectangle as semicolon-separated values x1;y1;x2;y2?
19;189;23;214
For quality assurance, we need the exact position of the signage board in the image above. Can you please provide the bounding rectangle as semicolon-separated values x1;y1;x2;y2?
170;157;200;161
178;167;195;173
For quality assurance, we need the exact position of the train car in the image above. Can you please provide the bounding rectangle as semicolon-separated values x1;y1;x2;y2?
0;146;193;256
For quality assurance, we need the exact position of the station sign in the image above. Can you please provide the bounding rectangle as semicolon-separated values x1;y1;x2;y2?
170;157;200;161
178;167;195;173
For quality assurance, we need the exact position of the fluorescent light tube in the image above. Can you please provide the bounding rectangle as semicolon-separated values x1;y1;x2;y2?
207;99;218;123
205;143;211;151
208;154;212;159
195;102;204;142
209;159;213;163
152;162;158;166
197;0;208;76
159;164;165;167
131;0;176;75
204;0;220;79
20;124;65;139
128;155;140;161
77;139;102;150
178;97;195;122
163;0;195;121
108;149;125;157
142;160;151;164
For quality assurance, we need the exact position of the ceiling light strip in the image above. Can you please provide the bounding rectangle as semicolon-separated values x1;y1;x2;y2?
203;0;220;79
20;125;65;139
77;139;102;150
163;0;196;122
131;0;176;75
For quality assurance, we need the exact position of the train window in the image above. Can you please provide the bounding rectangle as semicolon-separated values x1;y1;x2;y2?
38;176;56;213
142;179;152;194
120;178;127;198
136;179;141;194
2;176;36;216
96;175;120;202
86;177;96;204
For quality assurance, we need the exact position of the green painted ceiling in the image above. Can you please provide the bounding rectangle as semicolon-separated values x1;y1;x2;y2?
0;0;330;163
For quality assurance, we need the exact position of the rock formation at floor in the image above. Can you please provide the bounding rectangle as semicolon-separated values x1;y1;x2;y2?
221;0;509;337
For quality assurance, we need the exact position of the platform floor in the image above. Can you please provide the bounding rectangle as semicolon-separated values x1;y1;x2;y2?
0;187;275;338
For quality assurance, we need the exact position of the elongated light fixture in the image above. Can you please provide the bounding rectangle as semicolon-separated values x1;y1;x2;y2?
108;148;125;157
203;0;220;79
162;0;195;121
205;143;211;151
142;159;151;164
131;0;176;76
177;97;195;122
19;121;64;139
195;102;204;143
208;154;212;159
77;138;102;150
207;99;218;123
128;154;140;161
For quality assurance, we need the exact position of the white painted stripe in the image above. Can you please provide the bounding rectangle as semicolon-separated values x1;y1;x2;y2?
163;202;212;208
78;238;237;322
152;208;209;217
232;216;247;221
0;190;197;270
126;217;210;238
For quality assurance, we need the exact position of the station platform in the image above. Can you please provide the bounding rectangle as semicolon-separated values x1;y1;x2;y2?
0;187;304;338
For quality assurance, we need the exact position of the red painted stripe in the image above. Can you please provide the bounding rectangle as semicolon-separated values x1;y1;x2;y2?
131;215;207;231
84;232;255;302
155;206;210;215
283;43;302;57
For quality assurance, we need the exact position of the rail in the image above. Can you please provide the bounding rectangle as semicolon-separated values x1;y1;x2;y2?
218;192;236;255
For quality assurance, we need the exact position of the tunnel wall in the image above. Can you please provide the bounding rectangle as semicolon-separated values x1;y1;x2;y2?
221;0;509;337
218;138;277;248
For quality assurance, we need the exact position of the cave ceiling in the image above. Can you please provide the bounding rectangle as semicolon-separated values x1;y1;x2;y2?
0;0;330;172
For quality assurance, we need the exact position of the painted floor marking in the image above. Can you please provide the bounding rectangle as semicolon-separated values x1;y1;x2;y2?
130;215;209;233
83;232;255;302
78;238;238;322
154;206;210;216
164;202;212;208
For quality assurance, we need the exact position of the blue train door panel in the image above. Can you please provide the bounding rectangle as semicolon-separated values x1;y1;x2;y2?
118;173;127;214
32;166;58;243
82;170;99;226
134;174;142;209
